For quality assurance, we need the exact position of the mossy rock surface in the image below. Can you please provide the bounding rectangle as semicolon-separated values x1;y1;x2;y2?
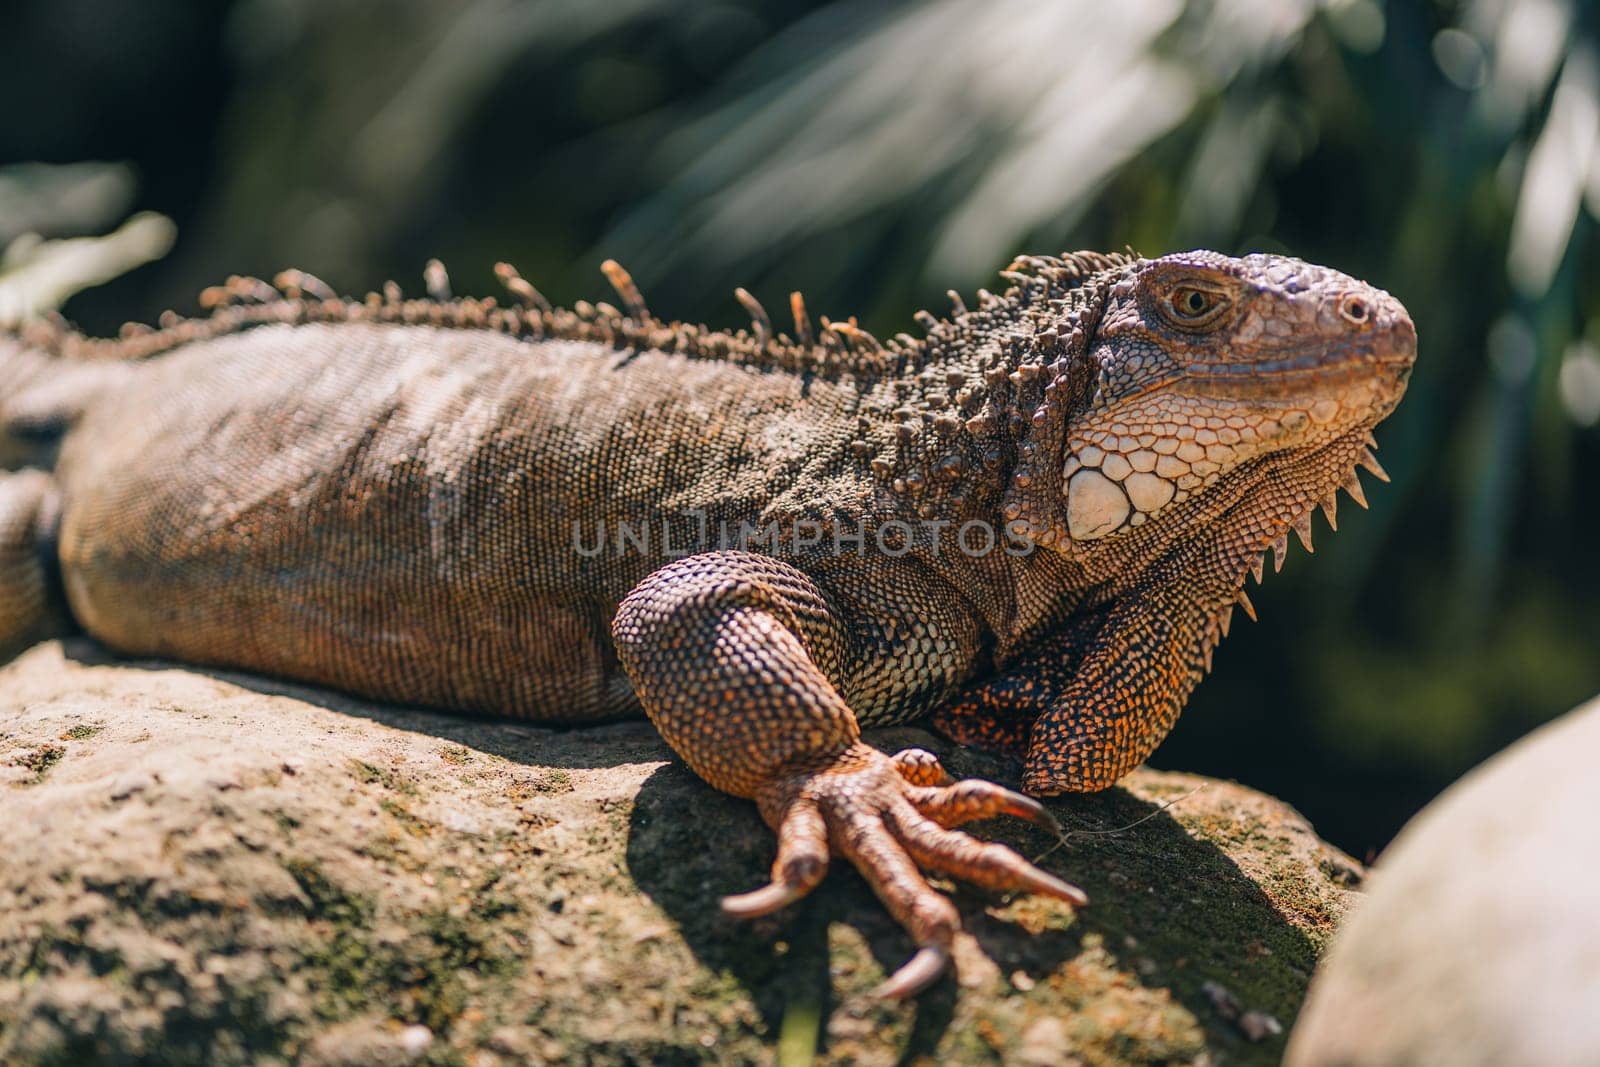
0;639;1362;1065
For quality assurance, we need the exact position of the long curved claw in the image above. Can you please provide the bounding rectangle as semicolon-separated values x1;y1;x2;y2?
873;944;951;1000
908;777;1064;838
722;798;828;919
721;881;807;919
889;802;1088;907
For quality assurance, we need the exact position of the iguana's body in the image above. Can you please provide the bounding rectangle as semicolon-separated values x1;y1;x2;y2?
0;252;1414;994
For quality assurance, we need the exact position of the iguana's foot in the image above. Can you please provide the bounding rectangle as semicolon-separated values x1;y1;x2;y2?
721;742;1086;998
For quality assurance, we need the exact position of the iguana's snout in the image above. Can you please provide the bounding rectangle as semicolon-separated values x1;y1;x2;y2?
1057;251;1415;544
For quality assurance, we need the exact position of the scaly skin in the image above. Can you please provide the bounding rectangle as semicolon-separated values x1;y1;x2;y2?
0;251;1415;995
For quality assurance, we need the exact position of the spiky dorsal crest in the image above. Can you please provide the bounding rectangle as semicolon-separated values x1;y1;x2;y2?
31;258;937;380
998;251;1139;297
24;250;1139;382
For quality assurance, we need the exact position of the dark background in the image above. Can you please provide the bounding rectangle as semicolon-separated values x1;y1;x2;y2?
4;0;1597;860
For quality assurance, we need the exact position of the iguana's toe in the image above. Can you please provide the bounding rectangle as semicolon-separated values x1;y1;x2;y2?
891;748;1061;835
904;776;1063;837
828;793;964;997
890;747;954;786
720;798;828;918
885;800;1086;905
724;743;1083;999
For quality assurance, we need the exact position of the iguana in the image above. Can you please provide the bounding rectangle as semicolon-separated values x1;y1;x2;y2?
0;249;1414;996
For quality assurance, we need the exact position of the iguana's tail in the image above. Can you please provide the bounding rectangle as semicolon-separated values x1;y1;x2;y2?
0;469;68;661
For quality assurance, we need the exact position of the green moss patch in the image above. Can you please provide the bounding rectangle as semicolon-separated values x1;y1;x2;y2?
10;743;65;784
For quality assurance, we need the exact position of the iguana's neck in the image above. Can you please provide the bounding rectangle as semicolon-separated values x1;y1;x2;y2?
850;264;1118;545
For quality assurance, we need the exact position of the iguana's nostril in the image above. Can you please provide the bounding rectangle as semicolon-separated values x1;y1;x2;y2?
1340;296;1369;324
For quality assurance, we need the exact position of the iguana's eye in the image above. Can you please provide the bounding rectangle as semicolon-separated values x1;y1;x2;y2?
1165;286;1230;328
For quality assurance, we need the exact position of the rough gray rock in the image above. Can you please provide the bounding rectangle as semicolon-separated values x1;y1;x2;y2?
2;639;1363;1065
1288;696;1600;1067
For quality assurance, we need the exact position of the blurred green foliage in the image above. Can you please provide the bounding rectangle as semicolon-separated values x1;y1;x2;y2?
3;0;1597;855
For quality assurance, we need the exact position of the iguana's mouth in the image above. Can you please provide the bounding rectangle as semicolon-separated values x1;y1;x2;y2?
1185;345;1414;381
1187;311;1417;382
1181;345;1413;416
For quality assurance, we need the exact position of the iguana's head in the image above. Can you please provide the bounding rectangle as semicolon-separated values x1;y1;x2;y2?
1046;250;1414;553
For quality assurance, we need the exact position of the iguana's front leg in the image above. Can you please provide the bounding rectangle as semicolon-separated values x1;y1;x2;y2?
1020;583;1227;793
929;610;1109;759
933;576;1236;794
611;550;1087;997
